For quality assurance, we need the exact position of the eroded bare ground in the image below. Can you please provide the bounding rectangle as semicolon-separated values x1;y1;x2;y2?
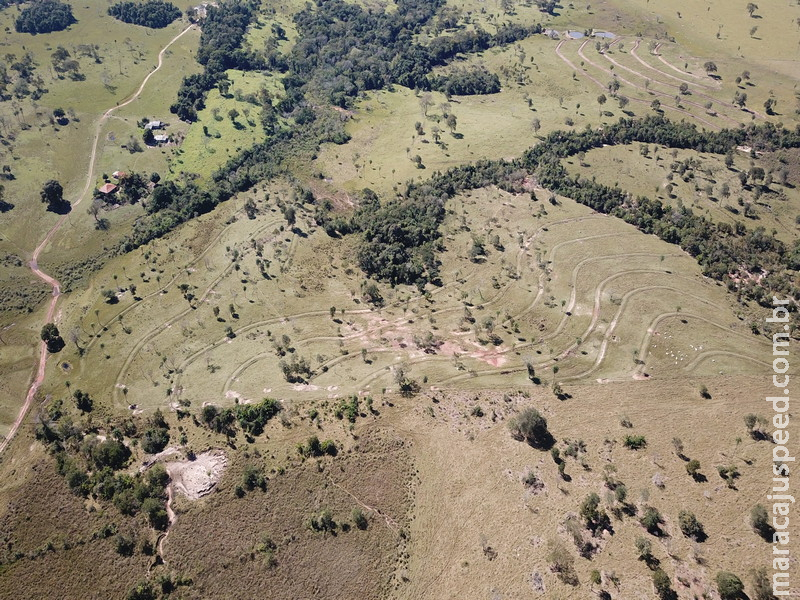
165;450;227;501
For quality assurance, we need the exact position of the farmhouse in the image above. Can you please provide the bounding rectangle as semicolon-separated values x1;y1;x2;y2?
153;134;169;144
145;120;164;130
98;183;117;195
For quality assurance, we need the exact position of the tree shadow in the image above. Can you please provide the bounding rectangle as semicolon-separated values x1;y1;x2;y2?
0;200;14;212
47;200;72;214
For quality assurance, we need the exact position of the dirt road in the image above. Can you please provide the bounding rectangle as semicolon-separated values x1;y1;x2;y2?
0;24;195;456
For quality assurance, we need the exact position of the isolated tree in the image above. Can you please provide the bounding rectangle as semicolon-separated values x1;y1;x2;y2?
650;99;661;112
703;61;718;75
764;97;776;115
73;389;93;412
228;108;239;122
640;506;663;535
40;179;65;211
746;2;758;17
635;536;653;561
618;95;629;109
419;92;433;117
88;198;103;224
0;184;11;212
41;323;65;353
716;572;744;600
733;91;747;108
445;113;457;133
679;82;689;95
597;93;607;106
509;407;554;448
531;118;541;133
652;569;673;600
749;25;758;38
282;205;296;227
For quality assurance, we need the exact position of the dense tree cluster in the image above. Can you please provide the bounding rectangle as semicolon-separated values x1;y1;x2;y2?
35;409;170;530
520;117;800;310
284;0;525;107
159;2;800;321
172;0;531;121
108;0;181;29
426;24;542;65
430;66;501;96
15;0;76;34
171;0;259;121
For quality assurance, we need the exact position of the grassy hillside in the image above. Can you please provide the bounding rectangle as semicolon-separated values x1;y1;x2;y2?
0;0;797;598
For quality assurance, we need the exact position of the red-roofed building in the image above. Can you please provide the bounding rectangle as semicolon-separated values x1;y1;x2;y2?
99;183;118;195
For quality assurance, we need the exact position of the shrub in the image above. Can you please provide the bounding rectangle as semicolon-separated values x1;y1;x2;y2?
652;569;673;599
717;465;740;487
509;407;554;449
546;539;578;585
678;510;705;541
115;533;135;556
750;566;775;600
242;464;267;492
640;506;663;535
127;581;157;600
750;504;775;541
686;459;701;479
352;507;368;530
235;397;281;435
623;435;647;450
715;571;744;600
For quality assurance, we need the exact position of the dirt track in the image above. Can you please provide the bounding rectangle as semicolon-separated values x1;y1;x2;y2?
0;25;195;456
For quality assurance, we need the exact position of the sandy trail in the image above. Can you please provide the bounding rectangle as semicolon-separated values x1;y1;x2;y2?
0;24;195;456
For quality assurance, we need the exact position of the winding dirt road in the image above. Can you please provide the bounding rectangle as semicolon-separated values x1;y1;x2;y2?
0;24;195;456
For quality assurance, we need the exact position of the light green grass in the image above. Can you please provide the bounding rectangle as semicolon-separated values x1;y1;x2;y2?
173;69;278;180
564;143;800;243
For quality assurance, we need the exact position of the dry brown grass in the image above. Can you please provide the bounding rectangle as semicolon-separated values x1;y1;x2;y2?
0;448;153;600
163;429;413;600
